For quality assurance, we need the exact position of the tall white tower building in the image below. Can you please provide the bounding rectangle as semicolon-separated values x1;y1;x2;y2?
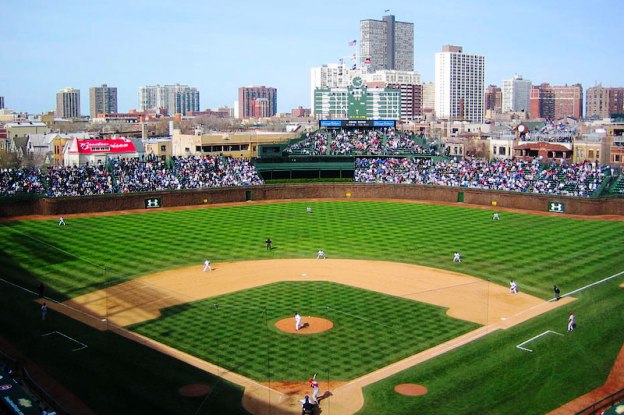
434;45;485;123
502;74;532;113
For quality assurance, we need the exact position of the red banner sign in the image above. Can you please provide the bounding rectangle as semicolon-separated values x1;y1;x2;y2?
70;139;136;154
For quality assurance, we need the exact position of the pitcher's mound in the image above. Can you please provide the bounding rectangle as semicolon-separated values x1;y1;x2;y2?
275;316;333;335
394;383;428;396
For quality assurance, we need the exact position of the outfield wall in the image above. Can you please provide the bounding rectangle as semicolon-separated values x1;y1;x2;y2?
1;184;623;217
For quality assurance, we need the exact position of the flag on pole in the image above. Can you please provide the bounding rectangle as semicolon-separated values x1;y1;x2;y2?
348;40;357;46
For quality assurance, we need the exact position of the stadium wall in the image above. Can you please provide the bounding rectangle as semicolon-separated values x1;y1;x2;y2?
1;184;623;218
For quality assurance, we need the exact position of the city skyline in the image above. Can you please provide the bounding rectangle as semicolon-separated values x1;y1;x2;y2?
1;0;621;116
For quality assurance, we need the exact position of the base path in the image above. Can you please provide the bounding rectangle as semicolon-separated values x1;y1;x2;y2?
58;259;573;415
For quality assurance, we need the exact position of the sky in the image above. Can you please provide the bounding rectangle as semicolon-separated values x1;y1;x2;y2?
1;0;622;115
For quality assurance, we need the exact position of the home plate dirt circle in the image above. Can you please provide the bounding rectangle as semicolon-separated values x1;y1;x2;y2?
394;383;428;396
275;316;333;334
178;383;211;397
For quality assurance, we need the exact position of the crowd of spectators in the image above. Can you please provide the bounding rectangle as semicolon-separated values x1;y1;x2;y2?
522;119;577;143
286;129;429;156
0;167;46;196
46;163;114;197
354;158;609;197
0;156;263;197
0;154;614;199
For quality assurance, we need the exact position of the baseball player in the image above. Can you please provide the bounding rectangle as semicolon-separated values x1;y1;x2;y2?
316;249;326;259
295;312;302;331
492;212;500;221
509;280;518;294
41;302;47;320
203;259;212;272
453;252;462;262
309;377;320;403
301;395;315;414
58;216;66;226
567;311;576;331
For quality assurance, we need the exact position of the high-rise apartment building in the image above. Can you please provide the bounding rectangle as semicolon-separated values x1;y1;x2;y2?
56;88;81;119
529;83;583;119
484;85;502;114
422;82;435;113
238;86;277;119
585;85;624;118
502;74;531;113
434;45;485;123
360;14;414;73
138;84;199;116
89;84;118;118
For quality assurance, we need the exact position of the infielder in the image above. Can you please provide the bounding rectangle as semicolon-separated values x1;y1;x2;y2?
203;259;212;272
509;280;518;294
316;249;326;259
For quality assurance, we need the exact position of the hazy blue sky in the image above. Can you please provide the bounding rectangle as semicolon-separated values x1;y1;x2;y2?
1;0;621;115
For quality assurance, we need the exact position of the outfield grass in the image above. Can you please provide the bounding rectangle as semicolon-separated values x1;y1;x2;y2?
0;200;623;415
1;201;622;300
129;281;480;381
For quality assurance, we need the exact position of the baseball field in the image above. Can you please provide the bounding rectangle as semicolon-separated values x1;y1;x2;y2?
0;199;623;415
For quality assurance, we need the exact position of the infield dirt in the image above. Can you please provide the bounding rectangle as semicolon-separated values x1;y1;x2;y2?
53;258;574;415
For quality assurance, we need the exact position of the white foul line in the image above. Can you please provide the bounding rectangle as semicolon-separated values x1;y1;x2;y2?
42;331;88;351
516;330;563;352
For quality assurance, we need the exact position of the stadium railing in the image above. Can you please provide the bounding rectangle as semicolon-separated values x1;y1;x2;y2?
574;387;624;415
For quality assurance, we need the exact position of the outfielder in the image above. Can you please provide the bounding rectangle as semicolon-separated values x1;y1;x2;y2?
58;216;66;226
453;252;462;262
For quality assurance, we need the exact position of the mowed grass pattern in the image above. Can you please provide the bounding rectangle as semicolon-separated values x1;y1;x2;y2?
129;281;479;380
1;201;622;301
1;200;623;415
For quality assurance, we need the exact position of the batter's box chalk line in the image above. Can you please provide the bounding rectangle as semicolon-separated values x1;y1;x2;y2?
516;330;563;352
42;331;88;351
